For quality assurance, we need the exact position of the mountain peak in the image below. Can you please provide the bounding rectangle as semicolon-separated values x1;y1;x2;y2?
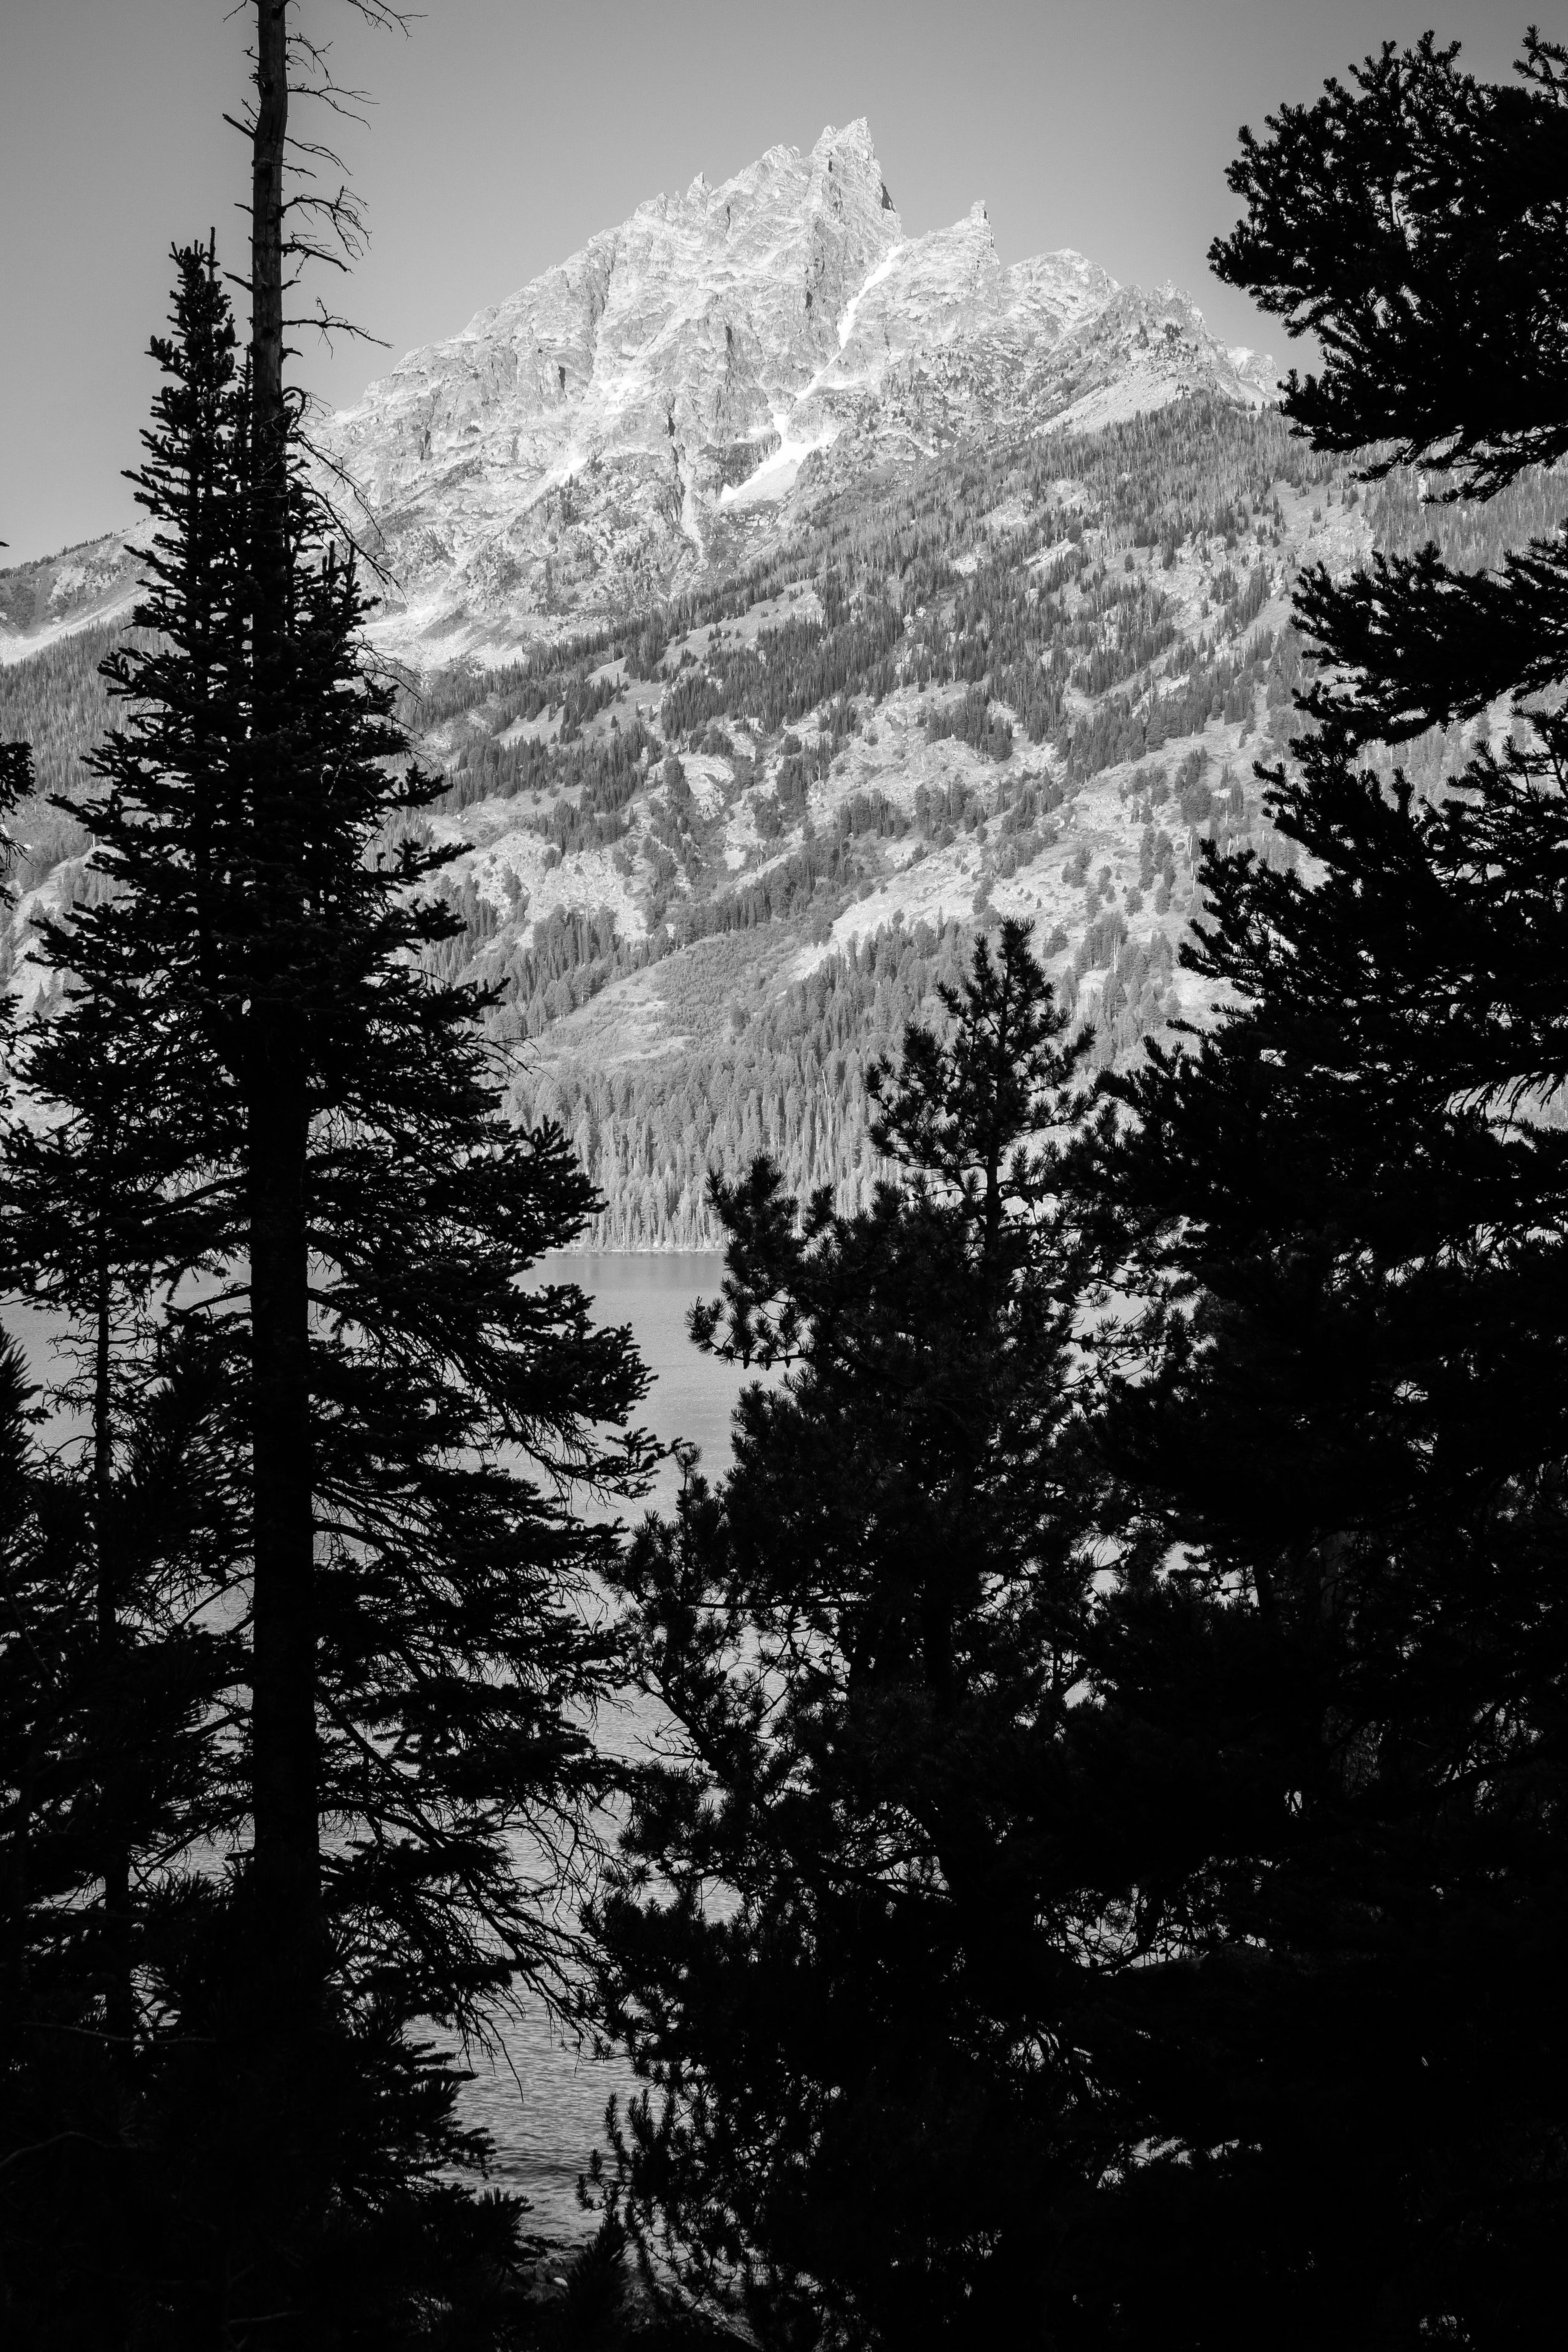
812;115;878;161
320;124;1274;654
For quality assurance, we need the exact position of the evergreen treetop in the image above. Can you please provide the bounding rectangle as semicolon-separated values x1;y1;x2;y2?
1;221;655;2337
1211;27;1568;495
594;922;1113;2347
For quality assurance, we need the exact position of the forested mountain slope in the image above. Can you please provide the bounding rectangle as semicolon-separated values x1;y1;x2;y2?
10;97;1561;1250
0;536;142;662
8;393;1542;1244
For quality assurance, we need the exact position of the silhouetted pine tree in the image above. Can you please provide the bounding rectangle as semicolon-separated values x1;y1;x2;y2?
593;921;1122;2348
5;852;242;2044
0;1324;253;2347
2;721;223;2340
0;1337;116;2343
1068;28;1568;2344
0;219;653;2336
0;744;28;825
0;732;28;1094
0;799;250;2334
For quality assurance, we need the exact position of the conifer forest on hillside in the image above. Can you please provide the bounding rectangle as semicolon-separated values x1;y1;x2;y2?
11;405;1543;1246
2;10;1567;2347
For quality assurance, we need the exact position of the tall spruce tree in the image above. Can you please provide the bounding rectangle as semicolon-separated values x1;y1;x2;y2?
77;235;649;2330
1068;27;1568;2344
0;727;27;1094
2;673;231;2336
0;744;27;837
593;922;1121;2348
5;864;244;2050
0;142;651;2352
0;1326;247;2347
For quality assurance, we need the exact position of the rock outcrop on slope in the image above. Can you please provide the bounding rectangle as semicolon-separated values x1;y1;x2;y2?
321;120;1274;653
0;536;143;666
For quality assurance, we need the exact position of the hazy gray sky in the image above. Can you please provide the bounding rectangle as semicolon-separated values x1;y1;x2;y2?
2;0;1561;564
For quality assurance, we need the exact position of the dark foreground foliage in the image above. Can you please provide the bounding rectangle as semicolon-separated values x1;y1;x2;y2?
1;213;649;2352
593;923;1117;2346
590;25;1568;2350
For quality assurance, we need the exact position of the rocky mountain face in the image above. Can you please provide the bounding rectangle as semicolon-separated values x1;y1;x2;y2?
320;121;1275;654
0;537;142;664
4;385;1394;1245
0;121;1271;669
19;121;1483;1254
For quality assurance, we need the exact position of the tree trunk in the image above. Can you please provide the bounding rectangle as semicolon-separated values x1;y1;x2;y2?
247;1064;317;1941
251;2;289;505
91;1209;135;2051
246;0;318;1954
239;7;322;2324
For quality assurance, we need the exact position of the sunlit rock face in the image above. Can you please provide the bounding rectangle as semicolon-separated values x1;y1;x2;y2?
321;120;1273;652
0;537;144;664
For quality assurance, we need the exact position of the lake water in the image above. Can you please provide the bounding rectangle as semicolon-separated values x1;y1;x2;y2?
2;1254;751;2241
457;1252;753;2237
552;1250;740;1510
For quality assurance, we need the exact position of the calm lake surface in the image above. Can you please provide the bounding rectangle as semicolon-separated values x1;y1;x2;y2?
463;1252;751;2238
3;1254;751;2241
553;1250;739;1510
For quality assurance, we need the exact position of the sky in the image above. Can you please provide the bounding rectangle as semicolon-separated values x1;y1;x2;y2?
2;0;1563;565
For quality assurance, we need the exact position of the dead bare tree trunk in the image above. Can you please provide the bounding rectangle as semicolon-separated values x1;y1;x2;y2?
239;6;322;2327
91;1199;135;2054
246;0;319;1965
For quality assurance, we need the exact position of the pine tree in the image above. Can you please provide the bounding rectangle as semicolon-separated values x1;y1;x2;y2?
5;890;236;2051
2;724;237;2339
0;215;651;2352
0;731;29;1096
0;744;28;824
1068;28;1568;2341
593;921;1116;2347
0;1326;251;2345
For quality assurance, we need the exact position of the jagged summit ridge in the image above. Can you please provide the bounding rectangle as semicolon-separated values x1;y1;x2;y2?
1;125;1275;665
317;121;1274;650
